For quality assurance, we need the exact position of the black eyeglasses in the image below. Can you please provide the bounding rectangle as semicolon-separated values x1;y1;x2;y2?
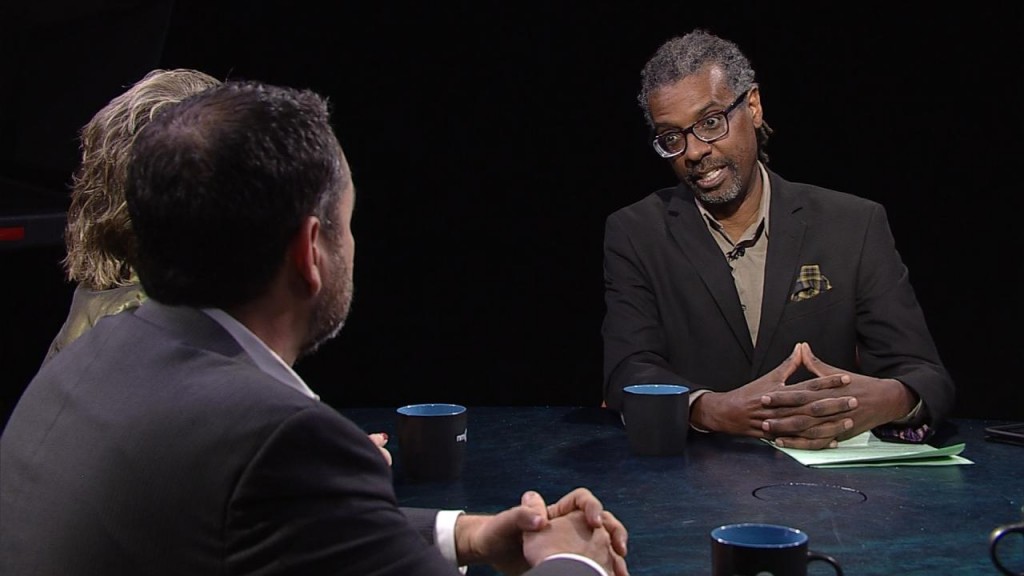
651;89;750;159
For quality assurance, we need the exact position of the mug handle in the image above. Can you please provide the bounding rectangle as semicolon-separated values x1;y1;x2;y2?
808;550;844;576
990;524;1024;576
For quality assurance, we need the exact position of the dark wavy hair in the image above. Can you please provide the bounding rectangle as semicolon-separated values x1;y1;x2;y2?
125;80;348;309
638;29;773;164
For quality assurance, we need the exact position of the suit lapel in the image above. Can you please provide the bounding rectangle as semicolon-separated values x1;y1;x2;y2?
664;184;755;361
754;172;806;372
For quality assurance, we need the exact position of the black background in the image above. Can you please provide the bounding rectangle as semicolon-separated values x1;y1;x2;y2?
2;1;1022;423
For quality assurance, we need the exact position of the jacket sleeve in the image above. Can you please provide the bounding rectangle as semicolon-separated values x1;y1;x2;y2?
853;203;955;430
226;402;460;576
601;212;689;411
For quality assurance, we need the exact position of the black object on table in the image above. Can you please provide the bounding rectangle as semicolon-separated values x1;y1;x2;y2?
342;405;1023;576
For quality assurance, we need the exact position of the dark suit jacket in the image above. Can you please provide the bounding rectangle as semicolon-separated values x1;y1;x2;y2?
1;302;597;576
602;169;954;427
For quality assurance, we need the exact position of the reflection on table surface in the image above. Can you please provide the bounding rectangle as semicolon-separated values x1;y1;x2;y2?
341;405;1023;576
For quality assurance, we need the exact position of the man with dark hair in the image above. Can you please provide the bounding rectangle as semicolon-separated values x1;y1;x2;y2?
602;29;954;450
42;67;392;460
1;81;628;576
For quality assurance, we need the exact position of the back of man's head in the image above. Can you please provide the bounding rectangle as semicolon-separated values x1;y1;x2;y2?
125;80;349;309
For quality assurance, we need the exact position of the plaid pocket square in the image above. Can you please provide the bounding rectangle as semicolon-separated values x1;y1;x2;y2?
791;264;832;302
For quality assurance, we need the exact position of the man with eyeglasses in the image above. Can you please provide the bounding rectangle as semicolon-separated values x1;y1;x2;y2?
601;29;954;450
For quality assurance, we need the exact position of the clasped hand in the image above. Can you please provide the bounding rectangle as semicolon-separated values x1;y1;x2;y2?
694;342;917;450
456;487;629;576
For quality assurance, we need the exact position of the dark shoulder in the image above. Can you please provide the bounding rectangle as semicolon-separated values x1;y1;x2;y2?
606;184;682;224
50;304;324;435
769;170;885;218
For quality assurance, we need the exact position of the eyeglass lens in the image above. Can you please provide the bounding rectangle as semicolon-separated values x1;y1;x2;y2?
655;115;728;156
652;89;748;158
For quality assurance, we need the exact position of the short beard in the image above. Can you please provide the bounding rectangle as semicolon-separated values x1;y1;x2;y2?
687;159;743;206
298;254;353;359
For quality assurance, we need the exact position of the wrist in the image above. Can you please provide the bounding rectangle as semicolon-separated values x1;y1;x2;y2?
691;391;717;432
453;514;486;565
887;379;918;420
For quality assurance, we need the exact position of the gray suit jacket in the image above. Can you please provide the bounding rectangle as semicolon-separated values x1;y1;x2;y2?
602;169;954;428
1;302;599;576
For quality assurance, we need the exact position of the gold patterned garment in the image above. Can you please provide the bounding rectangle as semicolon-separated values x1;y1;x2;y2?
43;284;147;364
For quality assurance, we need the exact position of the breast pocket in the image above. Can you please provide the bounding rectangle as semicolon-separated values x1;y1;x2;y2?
781;288;845;323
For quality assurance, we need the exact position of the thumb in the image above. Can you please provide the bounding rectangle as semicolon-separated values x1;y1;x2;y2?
800;342;839;376
519;491;549;531
771;342;803;382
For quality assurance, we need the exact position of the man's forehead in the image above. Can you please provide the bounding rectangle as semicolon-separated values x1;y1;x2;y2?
650;66;735;124
670;66;732;102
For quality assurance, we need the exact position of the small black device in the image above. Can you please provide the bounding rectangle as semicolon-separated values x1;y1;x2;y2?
984;423;1024;446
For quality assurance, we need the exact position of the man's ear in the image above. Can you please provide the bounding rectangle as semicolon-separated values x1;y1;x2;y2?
290;216;323;297
747;84;764;128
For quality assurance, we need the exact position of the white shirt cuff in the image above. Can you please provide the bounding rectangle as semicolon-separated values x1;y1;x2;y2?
435;509;467;574
436;513;607;576
543;553;609;576
687;389;712;433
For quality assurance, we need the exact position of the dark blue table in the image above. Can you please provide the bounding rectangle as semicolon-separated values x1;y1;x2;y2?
341;406;1023;576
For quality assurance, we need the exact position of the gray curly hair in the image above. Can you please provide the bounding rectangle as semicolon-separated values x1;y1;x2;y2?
638;29;772;163
63;68;222;290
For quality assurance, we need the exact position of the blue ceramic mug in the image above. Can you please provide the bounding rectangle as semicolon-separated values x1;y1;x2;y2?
990;521;1024;575
622;384;689;456
396;403;467;482
711;523;843;576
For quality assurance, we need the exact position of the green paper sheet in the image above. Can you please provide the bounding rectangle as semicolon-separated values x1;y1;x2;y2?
765;431;974;468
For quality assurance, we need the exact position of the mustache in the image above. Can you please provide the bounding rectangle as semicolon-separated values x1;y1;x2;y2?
687;159;734;178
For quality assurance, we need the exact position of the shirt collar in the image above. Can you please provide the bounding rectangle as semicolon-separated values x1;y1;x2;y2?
200;308;319;401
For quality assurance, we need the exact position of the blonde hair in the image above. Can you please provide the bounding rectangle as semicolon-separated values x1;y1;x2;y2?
63;68;222;289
